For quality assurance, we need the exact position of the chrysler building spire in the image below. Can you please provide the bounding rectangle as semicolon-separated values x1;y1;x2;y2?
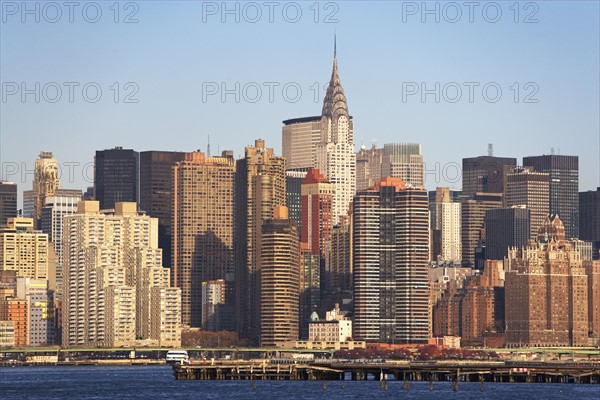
321;36;349;125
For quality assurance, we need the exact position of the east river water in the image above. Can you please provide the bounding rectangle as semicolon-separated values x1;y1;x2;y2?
1;365;598;399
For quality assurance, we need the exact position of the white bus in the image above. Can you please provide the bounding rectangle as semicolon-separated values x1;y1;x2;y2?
166;350;190;365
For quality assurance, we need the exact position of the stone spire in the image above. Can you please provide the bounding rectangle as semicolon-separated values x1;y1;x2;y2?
321;36;349;121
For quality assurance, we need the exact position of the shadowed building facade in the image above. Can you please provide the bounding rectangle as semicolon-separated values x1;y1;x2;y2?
235;139;286;344
172;151;235;328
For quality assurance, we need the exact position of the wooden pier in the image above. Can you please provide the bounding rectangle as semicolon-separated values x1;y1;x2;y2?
172;360;600;384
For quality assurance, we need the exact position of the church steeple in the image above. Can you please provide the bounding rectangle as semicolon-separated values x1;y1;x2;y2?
321;36;349;121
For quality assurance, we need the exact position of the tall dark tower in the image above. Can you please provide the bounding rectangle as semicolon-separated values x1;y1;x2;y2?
94;147;139;210
523;155;579;238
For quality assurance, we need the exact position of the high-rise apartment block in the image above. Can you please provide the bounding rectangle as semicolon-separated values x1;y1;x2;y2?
505;167;550;239
523;155;579;238
326;218;352;298
0;182;17;227
259;207;300;347
94;147;139;210
353;178;430;344
0;218;48;280
235;139;286;344
41;192;83;296
62;201;181;348
172;151;235;328
16;277;52;346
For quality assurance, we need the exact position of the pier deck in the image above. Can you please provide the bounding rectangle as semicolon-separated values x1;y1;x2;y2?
172;360;600;384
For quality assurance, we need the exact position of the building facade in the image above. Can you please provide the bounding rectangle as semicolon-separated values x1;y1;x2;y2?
139;150;187;267
485;207;530;260
172;151;235;328
461;192;503;268
259;207;300;347
382;143;424;188
523;155;579;239
579;187;600;259
94;147;139;210
62;201;181;348
353;178;430;344
462;156;517;198
32;152;61;228
430;187;461;264
505;167;550;239
505;216;589;347
0;182;17;227
282;116;322;170
235;139;286;344
0;218;48;280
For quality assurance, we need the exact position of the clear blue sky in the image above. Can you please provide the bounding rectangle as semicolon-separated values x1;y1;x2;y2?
1;1;599;199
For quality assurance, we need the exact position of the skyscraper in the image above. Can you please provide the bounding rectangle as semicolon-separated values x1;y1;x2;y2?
462;155;517;197
523;154;579;238
301;168;334;265
62;201;181;348
94;147;139;210
32;152;61;228
286;168;309;235
259;207;300;347
579;187;600;259
234;139;286;343
485;207;530;260
41;191;83;297
0;182;17;227
315;41;356;224
282;116;322;170
505;167;550;239
356;144;384;192
382;143;424;188
430;187;461;264
139;150;187;267
461;193;503;268
172;151;235;328
353;178;430;344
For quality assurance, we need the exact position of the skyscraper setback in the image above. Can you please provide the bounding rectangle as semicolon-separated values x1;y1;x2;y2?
171;151;235;328
234;139;286;344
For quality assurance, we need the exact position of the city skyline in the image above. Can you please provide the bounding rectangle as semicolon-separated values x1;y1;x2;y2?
1;2;599;197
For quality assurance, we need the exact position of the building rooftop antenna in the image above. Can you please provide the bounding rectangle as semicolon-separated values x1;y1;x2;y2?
488;143;493;157
207;135;211;156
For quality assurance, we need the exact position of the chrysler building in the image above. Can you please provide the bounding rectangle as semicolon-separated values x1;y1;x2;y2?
315;39;356;223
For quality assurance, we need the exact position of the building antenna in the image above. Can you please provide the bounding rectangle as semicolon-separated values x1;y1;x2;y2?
488;143;493;157
207;135;211;156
